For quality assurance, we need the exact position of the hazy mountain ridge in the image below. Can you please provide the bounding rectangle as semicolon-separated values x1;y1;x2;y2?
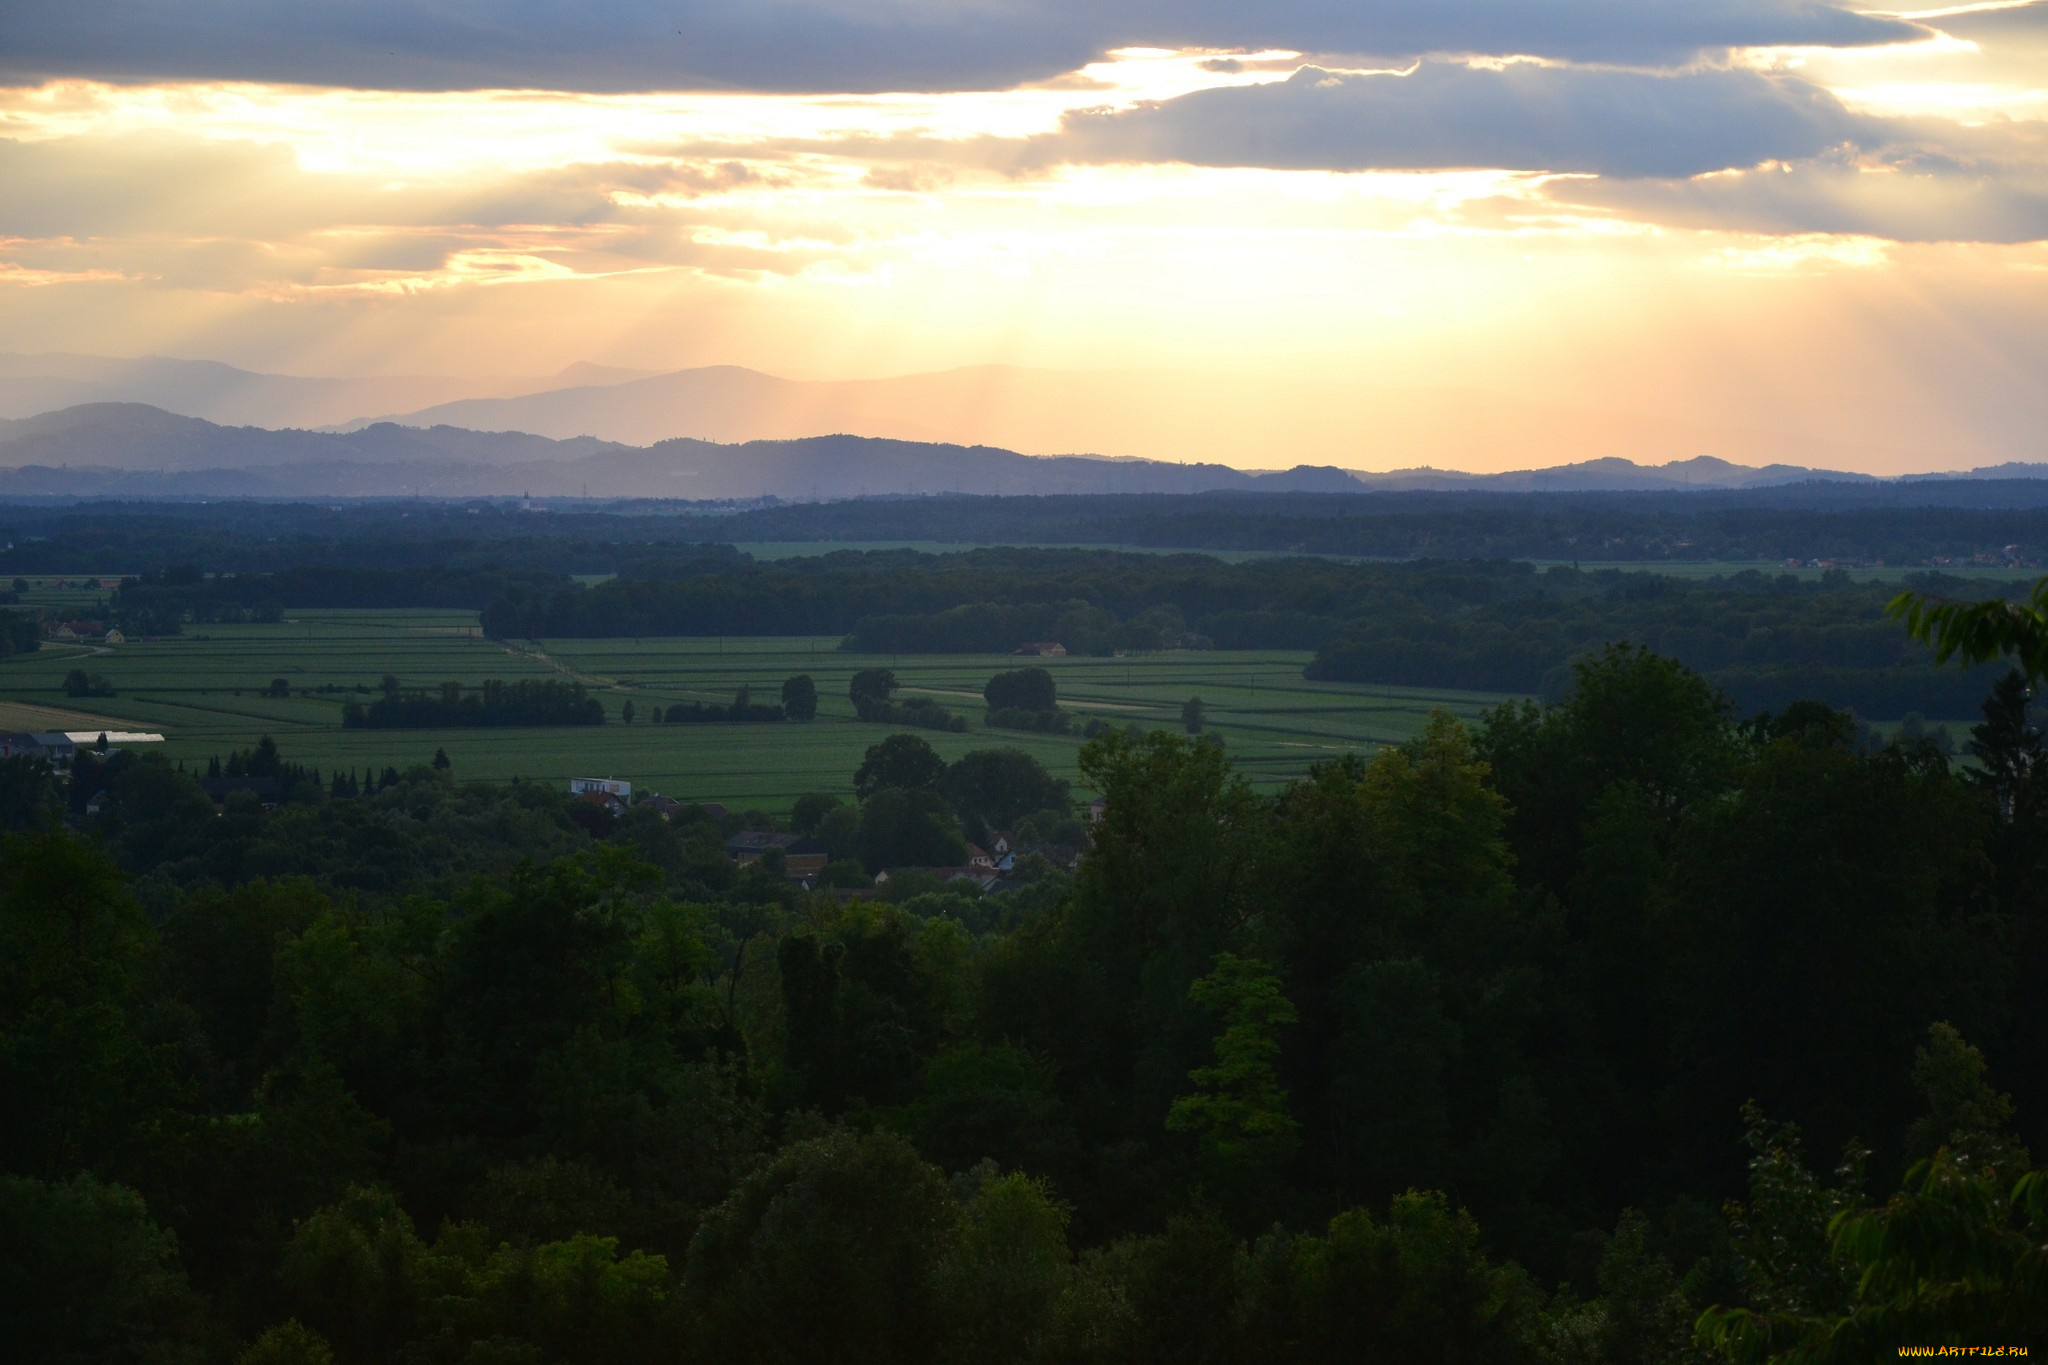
351;361;1948;473
0;352;647;429
0;352;1980;474
0;402;2039;502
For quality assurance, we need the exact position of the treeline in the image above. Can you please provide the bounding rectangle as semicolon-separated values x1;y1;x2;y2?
110;562;573;634
710;488;2048;560
6;492;2048;578
343;678;605;728
0;502;755;576
3;644;2045;1360
1302;565;2010;715
662;685;784;723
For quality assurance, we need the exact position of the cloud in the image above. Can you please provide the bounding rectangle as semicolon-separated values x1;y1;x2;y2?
1044;61;1877;178
0;129;849;294
1568;149;2048;243
0;0;1925;95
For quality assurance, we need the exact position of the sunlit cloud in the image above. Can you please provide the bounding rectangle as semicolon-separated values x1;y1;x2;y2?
0;2;2044;473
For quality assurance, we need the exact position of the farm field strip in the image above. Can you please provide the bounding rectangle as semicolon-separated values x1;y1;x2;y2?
1;611;1514;810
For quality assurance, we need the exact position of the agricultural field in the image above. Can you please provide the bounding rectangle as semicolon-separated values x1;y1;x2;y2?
0;605;1511;812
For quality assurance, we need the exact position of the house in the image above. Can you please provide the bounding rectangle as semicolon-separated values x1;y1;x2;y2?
643;794;683;818
1012;641;1067;657
103;628;125;645
26;732;75;766
965;843;996;870
570;776;632;800
1087;796;1107;824
576;789;629;818
725;831;829;876
0;733;43;760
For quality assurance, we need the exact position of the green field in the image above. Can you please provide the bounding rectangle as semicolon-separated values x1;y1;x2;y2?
0;607;1511;811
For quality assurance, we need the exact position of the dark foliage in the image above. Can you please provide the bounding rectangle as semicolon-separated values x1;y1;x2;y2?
4;619;2046;1362
342;678;604;728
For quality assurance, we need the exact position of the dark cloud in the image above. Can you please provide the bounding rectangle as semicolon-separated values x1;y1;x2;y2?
1567;152;2048;243
1919;0;2048;43
1045;62;1875;178
0;0;1924;94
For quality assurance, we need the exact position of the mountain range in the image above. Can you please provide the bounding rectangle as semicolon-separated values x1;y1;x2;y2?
2;402;2040;502
0;352;1997;476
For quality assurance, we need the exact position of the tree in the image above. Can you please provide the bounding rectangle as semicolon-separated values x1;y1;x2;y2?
620;698;635;724
850;667;898;718
63;668;113;698
267;677;291;698
0;1173;199;1364
1167;953;1301;1190
1967;670;2043;824
1279;1193;1542;1363
938;748;1070;831
1890;574;2048;682
0;755;61;831
859;787;968;871
856;733;946;799
237;1320;334;1365
1181;696;1205;734
938;1170;1075;1365
1699;1159;2048;1361
985;667;1057;713
685;1131;959;1364
791;792;842;834
431;747;451;770
782;674;819;721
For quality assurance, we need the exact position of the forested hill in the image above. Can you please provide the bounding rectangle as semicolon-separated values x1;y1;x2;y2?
3;643;2043;1360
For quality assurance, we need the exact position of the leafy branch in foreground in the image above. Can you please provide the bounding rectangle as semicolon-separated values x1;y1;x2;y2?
1889;575;2048;681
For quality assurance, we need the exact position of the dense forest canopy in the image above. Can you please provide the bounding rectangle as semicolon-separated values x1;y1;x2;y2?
2;489;2045;573
3;638;2044;1360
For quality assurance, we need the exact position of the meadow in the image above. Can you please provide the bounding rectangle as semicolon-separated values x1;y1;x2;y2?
0;601;1509;812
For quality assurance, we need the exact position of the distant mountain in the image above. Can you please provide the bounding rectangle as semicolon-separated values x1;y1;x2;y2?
0;404;626;472
3;352;2004;474
353;362;1949;473
0;403;1359;498
0;403;2035;502
0;353;644;429
1351;454;1876;492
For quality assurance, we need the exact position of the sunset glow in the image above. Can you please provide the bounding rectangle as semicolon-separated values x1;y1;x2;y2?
4;4;2047;472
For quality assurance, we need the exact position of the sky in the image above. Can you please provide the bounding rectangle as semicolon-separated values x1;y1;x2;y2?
3;1;2048;473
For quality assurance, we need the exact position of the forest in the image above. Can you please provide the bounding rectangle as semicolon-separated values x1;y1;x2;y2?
3;489;2046;572
3;634;2043;1361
